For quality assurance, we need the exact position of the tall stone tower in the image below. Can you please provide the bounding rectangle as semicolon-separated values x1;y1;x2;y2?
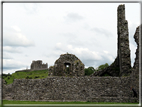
117;5;131;76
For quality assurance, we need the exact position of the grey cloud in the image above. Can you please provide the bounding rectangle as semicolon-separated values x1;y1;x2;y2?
54;46;64;52
52;43;103;68
59;33;77;40
3;66;20;70
3;59;27;71
129;24;138;47
65;13;84;22
68;40;85;47
68;38;102;50
100;55;115;65
59;33;87;47
91;27;113;37
129;35;137;47
3;53;13;59
81;53;115;69
3;46;22;53
128;24;139;67
81;59;98;68
59;33;84;47
3;28;35;47
4;35;34;47
60;32;76;37
25;55;28;57
44;49;66;59
83;23;90;30
47;41;115;69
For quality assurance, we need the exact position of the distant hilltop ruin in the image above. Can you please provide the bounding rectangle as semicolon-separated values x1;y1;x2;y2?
16;60;48;72
31;60;48;70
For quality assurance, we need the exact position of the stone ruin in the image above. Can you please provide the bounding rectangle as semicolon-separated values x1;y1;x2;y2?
2;4;141;103
49;53;84;76
92;4;131;77
31;60;48;70
15;60;48;72
130;24;141;98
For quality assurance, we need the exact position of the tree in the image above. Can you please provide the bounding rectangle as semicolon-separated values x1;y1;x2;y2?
97;63;109;71
85;67;96;76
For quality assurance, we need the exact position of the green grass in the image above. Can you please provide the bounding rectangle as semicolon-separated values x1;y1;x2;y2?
2;69;48;84
2;100;139;104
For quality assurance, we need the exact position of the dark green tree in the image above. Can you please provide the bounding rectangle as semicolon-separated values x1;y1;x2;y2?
97;63;109;71
85;66;96;76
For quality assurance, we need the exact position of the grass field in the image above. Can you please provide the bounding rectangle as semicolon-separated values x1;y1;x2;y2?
2;100;139;104
2;69;48;84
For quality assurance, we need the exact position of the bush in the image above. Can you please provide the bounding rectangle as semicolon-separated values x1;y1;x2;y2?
34;76;40;79
7;76;10;79
26;76;32;79
85;67;95;76
2;73;11;79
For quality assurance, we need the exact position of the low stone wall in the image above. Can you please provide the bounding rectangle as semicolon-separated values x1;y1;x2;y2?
2;76;138;102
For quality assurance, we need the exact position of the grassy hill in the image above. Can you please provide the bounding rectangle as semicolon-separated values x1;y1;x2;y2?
2;69;48;85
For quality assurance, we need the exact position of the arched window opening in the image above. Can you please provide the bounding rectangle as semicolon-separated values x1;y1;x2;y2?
64;63;71;72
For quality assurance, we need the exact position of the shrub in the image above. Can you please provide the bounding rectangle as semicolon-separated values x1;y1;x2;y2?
34;76;40;79
85;67;95;76
26;76;32;79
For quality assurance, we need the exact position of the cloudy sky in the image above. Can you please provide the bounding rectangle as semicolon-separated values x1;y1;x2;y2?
3;3;140;74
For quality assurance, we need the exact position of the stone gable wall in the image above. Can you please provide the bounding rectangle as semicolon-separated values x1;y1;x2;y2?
53;53;84;76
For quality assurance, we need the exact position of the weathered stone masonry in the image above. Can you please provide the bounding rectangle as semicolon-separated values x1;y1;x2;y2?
2;4;140;103
117;5;131;76
52;53;84;76
92;4;131;77
130;25;141;99
2;77;138;102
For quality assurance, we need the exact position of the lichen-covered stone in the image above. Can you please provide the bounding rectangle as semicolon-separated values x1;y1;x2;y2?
2;77;138;102
130;25;141;99
133;25;140;72
53;53;84;76
48;66;54;76
117;4;131;76
92;4;131;77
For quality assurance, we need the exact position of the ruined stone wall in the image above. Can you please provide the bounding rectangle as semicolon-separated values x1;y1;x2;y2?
3;77;138;102
93;4;131;77
53;53;84;76
133;25;140;74
117;5;131;76
92;57;119;76
130;25;141;98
